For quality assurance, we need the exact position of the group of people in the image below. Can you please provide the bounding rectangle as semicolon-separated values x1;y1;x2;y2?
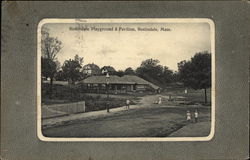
153;96;162;104
126;97;200;124
186;109;199;122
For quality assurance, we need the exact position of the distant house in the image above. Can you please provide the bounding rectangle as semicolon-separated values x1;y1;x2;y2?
82;63;101;76
79;75;161;94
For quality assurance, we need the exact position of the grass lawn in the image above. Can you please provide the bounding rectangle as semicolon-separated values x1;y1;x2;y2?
161;87;211;105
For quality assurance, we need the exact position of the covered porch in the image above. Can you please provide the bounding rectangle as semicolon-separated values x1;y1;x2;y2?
80;83;136;94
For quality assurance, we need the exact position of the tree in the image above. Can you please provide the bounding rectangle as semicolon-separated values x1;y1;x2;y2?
55;70;67;81
101;66;116;75
115;70;125;77
62;55;84;84
41;57;57;82
172;71;180;82
41;27;62;61
41;27;62;97
136;59;162;80
124;67;136;75
141;58;160;67
136;58;173;87
161;66;174;84
178;51;211;103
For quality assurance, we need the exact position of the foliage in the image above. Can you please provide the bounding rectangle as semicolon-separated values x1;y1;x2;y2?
178;51;211;103
41;58;57;79
124;67;136;75
161;66;174;83
172;71;180;82
101;66;117;75
41;27;62;97
61;55;84;83
41;27;62;61
115;70;125;77
136;58;174;87
55;70;67;81
178;51;211;90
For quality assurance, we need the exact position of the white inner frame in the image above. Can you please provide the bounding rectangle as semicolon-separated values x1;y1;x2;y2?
37;18;215;142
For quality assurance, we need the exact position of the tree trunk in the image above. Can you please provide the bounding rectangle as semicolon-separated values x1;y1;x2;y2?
204;88;207;104
49;77;53;99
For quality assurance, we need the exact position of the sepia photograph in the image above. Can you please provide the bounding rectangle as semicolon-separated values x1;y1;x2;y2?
2;1;249;159
37;19;215;141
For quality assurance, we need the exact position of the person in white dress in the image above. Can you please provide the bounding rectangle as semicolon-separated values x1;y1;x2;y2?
186;110;191;122
126;99;130;110
158;96;162;104
194;109;199;122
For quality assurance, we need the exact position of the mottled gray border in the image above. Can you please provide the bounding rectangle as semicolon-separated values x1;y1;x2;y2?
1;1;249;160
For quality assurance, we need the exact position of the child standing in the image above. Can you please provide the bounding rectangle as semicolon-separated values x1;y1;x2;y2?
126;99;130;110
186;110;191;122
194;109;199;123
158;96;162;104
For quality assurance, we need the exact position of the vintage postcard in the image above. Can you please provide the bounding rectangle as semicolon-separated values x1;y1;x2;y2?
37;18;215;141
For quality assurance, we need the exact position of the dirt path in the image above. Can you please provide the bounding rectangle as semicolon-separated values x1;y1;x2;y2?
137;94;168;106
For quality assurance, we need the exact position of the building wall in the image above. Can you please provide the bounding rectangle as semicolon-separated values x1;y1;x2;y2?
135;84;146;91
80;83;157;94
81;83;136;93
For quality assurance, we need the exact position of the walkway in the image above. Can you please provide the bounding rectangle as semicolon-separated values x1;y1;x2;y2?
168;121;211;137
42;104;143;129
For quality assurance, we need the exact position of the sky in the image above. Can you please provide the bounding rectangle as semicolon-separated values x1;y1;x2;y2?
43;22;211;71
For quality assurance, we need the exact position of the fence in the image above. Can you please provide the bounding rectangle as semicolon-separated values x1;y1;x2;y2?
42;101;85;119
